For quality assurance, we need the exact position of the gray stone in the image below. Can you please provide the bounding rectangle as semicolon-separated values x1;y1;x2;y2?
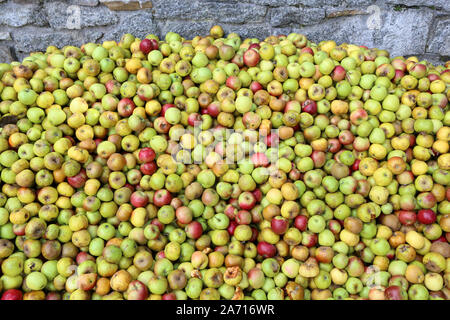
104;10;158;41
385;0;450;11
245;0;342;6
44;1;118;29
416;53;448;66
69;0;100;6
157;20;214;39
270;6;325;27
379;8;434;56
299;8;433;58
13;27;104;55
0;32;11;41
427;17;450;57
344;0;379;6
0;1;47;27
152;0;267;24
0;46;13;63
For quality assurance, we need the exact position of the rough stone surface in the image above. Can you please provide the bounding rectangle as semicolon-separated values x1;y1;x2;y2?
0;32;11;40
427;16;450;57
44;1;118;29
380;9;434;56
13;28;104;56
0;0;448;64
103;10;157;41
298;8;434;58
245;0;342;6
152;0;267;24
385;0;450;11
70;0;100;6
0;1;47;27
157;20;214;39
0;46;13;62
270;6;325;27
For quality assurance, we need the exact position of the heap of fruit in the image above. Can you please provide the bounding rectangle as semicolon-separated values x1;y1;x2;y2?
0;25;449;300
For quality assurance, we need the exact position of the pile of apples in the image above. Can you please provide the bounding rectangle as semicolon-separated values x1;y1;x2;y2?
0;25;449;300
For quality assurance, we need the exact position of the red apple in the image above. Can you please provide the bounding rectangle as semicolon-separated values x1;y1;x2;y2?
153;189;172;207
130;191;149;208
185;221;203;239
417;209;436;224
139;147;156;163
162;293;177;300
149;39;159;51
207;102;220;117
250;81;263;93
302;99;317;115
243;49;260;67
140;161;157;175
385;286;406;300
252;189;262;203
397;210;416;226
76;251;95;265
126;280;149;300
224;204;237;220
257;241;277;258
67;169;87;188
294;215;308;231
271;216;289;235
227;220;238;236
140;39;153;54
238;191;256;210
117;98;135;117
1;289;22;300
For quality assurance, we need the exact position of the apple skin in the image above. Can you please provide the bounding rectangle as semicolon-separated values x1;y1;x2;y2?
139;147;156;163
153;189;172;207
46;292;61;300
117;98;135;117
302;99;317;115
161;104;175;117
126;280;149;300
243;49;260;67
185;221;203;239
250;81;263;93
67;169;87;188
227;220;238;236
140;39;153;54
397;210;417;226
417;209;436;224
78;273;97;291
76;251;95;264
1;289;23;300
140;161;157;175
384;286;407;300
294;215;308;231
238;191;256;210
162;292;177;300
130;191;149;208
271;216;289;235
257;241;277;258
149;39;159;51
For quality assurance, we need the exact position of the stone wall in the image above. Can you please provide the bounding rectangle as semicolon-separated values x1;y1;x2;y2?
0;0;449;64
